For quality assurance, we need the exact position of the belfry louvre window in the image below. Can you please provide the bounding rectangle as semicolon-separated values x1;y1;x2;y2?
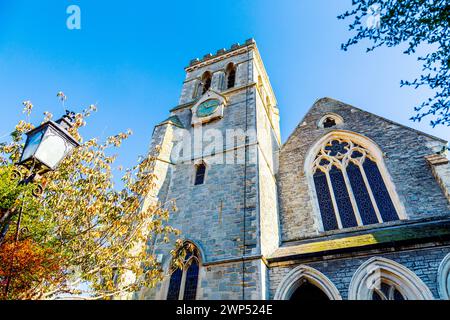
167;245;200;300
202;72;212;94
226;63;236;89
312;138;400;231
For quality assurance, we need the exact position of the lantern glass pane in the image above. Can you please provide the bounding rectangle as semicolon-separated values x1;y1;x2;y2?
35;127;72;169
21;128;45;162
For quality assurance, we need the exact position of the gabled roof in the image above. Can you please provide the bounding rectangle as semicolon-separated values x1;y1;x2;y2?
283;97;448;148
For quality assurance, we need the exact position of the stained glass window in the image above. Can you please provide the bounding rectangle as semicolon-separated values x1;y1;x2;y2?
329;166;357;228
166;244;200;300
166;268;182;300
311;136;400;231
324;140;349;156
347;162;379;225
314;170;338;231
183;260;199;300
363;159;399;222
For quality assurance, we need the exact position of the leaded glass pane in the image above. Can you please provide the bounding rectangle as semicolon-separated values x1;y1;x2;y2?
363;159;399;222
313;170;338;231
167;268;182;300
372;290;383;300
380;282;391;296
325;140;349;156
329;166;358;228
371;283;405;300
393;288;405;301
183;260;199;300
347;162;379;225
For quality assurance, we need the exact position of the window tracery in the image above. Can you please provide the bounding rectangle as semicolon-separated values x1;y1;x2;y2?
312;137;399;231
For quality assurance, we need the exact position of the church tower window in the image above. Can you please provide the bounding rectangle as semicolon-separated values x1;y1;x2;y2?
310;136;401;231
194;163;206;185
225;63;236;89
167;244;201;300
202;72;212;94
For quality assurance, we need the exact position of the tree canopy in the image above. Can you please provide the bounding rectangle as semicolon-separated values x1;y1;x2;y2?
0;95;184;300
339;0;450;127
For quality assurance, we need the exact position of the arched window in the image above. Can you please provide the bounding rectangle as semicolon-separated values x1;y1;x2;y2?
167;244;201;300
348;257;434;300
201;72;212;94
317;114;344;129
194;162;206;185
309;133;403;231
225;63;236;89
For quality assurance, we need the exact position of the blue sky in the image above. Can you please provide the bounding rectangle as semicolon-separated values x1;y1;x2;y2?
1;0;449;172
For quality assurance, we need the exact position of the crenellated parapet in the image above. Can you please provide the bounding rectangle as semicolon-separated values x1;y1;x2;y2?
185;38;256;71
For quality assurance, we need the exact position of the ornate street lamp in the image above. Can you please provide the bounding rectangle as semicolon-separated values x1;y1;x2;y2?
0;110;80;233
19;111;80;176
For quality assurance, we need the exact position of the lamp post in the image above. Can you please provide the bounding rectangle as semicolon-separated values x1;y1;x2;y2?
0;111;80;298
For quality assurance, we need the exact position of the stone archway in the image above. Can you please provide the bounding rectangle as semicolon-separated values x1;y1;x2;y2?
348;257;434;300
274;265;342;300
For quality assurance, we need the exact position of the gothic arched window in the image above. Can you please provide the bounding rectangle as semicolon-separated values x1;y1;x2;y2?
225;63;236;89
311;135;401;231
201;72;212;94
348;257;434;300
167;245;201;300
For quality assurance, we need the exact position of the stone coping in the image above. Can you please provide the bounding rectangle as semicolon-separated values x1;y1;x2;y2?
268;217;450;262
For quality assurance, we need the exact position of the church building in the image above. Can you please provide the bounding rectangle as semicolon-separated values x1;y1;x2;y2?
138;39;450;300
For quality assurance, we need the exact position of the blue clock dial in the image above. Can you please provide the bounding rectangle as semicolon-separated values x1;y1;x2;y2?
196;99;220;118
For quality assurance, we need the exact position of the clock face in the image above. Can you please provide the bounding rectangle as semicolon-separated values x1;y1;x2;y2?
196;99;220;118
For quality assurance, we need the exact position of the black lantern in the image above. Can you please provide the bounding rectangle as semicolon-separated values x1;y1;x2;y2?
19;111;80;174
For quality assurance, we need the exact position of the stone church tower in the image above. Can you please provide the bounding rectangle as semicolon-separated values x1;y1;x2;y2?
138;39;450;300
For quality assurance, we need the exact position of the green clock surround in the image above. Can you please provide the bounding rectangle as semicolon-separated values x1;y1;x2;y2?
196;99;221;118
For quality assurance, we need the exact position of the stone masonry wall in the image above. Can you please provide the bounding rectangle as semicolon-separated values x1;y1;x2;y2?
269;245;450;299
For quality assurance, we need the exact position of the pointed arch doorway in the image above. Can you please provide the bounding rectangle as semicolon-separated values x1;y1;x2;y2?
274;265;342;300
289;279;331;301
